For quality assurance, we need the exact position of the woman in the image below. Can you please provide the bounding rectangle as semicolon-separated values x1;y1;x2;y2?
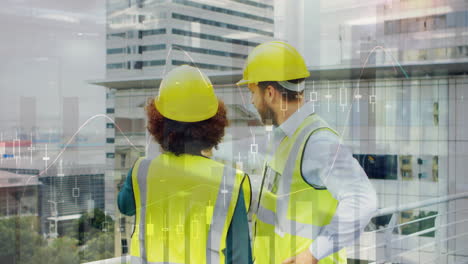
118;65;252;264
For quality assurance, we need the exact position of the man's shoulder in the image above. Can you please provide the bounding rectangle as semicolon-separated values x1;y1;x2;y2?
307;126;340;143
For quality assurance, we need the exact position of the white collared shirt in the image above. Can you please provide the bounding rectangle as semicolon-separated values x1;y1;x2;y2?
272;102;378;260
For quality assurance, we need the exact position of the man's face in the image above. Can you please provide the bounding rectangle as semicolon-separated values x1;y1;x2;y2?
247;83;276;126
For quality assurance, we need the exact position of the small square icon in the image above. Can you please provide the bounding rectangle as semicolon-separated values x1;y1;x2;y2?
310;91;318;101
250;144;258;154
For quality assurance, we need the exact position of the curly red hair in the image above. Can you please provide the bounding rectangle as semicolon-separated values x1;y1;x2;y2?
146;98;228;156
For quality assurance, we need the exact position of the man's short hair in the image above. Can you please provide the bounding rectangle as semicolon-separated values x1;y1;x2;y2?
257;78;305;101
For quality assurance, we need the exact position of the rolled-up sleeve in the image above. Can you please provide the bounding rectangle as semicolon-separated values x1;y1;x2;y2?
301;130;378;260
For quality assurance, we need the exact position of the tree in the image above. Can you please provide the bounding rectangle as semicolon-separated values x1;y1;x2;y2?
0;216;43;264
0;212;115;264
0;216;82;264
31;237;80;264
81;232;115;262
76;208;114;245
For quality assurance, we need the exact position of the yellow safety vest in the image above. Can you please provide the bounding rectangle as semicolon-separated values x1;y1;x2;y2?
130;152;251;264
253;114;347;264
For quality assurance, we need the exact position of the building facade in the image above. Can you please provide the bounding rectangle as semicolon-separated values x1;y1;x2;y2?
106;0;274;78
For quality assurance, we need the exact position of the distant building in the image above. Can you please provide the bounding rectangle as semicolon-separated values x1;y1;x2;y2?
39;165;105;237
0;170;40;217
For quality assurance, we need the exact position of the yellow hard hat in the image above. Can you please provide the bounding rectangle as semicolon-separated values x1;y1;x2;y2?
237;41;310;85
155;65;218;122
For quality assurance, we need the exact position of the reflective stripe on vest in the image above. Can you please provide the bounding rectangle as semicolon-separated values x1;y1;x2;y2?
207;165;236;264
137;159;152;264
275;121;328;237
131;156;241;264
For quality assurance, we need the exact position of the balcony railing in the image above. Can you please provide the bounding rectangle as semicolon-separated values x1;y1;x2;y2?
347;192;468;264
83;192;468;264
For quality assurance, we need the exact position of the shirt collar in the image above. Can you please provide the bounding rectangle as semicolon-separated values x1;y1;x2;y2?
274;101;316;138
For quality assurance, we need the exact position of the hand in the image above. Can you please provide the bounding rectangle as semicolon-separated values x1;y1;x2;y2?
282;249;318;264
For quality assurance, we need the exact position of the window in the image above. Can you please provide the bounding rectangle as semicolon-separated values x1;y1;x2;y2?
133;61;143;70
106;153;115;159
106;108;115;114
172;0;273;24
171;29;259;47
106;123;115;129
136;0;144;8
126;31;136;38
119;217;126;233
141;60;166;67
353;154;398;180
447;13;456;28
228;0;273;9
107;32;126;38
172;44;247;59
106;63;125;69
172;13;273;37
106;48;125;55
172;60;242;71
120;153;126;168
106;138;115;144
121;239;128;254
140;28;166;38
434;15;447;30
140;44;166;52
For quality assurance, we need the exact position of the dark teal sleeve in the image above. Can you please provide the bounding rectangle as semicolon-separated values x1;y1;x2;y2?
225;191;253;264
117;168;136;216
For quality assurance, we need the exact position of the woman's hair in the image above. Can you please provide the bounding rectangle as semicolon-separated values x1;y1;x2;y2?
146;98;228;156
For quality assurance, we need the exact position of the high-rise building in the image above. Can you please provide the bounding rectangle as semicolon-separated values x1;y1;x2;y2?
106;0;274;78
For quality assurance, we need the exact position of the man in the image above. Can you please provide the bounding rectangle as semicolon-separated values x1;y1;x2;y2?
118;65;253;263
237;41;377;264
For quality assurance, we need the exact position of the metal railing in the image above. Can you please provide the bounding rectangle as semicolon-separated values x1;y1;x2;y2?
347;192;468;264
82;192;468;264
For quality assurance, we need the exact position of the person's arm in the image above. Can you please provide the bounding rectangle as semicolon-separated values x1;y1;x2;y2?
302;130;378;260
224;190;253;264
117;167;136;216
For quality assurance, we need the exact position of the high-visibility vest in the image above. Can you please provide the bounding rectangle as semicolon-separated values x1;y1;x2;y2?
130;152;251;264
253;114;347;264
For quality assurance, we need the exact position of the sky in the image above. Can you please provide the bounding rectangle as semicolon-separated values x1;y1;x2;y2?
0;0;107;139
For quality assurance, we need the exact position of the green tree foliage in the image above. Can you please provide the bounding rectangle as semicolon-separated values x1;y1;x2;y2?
81;232;115;262
77;208;115;245
0;216;79;264
31;237;80;264
0;210;116;264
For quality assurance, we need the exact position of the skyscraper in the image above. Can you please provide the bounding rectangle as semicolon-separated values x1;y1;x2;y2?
106;0;274;78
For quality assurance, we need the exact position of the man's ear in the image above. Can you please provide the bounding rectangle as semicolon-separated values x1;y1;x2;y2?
263;85;276;104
